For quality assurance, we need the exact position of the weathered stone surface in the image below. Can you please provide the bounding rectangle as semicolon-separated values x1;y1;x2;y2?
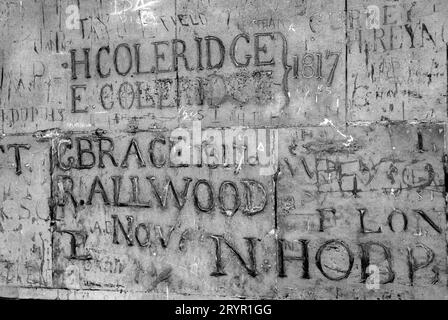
0;136;51;287
50;131;276;298
347;0;448;121
277;124;446;299
0;0;447;300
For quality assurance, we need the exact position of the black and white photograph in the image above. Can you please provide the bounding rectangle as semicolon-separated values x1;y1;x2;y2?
0;0;445;311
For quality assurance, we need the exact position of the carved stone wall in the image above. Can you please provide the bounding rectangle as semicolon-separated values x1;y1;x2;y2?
0;0;447;299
